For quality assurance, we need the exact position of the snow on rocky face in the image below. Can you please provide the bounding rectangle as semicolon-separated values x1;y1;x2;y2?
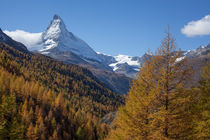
176;45;210;62
109;54;141;71
183;45;210;57
40;15;100;61
97;52;145;78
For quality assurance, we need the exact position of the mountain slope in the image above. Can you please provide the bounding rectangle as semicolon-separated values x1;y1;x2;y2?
97;53;152;78
0;31;123;114
183;45;210;85
0;28;28;52
0;32;124;139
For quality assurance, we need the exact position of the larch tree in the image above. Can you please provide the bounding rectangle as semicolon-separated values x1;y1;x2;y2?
106;28;193;140
149;27;193;140
190;63;210;139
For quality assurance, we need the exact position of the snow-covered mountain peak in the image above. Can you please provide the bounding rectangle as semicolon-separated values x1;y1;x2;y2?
42;14;68;42
38;15;101;61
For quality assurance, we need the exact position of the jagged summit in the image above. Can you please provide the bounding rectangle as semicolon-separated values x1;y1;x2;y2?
53;14;61;20
42;14;68;42
39;15;100;61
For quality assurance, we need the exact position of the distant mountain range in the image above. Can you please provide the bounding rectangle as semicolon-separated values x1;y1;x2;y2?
2;14;210;94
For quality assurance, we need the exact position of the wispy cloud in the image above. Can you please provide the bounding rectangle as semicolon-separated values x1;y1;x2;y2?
4;30;42;48
181;15;210;37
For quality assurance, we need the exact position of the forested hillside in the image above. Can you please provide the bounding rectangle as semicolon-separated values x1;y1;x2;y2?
0;42;123;140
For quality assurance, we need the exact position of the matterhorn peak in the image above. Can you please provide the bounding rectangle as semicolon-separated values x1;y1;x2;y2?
53;14;61;20
39;15;101;61
42;15;68;40
50;14;65;28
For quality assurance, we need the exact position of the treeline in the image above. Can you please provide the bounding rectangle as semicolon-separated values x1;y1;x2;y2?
0;42;123;140
106;30;210;140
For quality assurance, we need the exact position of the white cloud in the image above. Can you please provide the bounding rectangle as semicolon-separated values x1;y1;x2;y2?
181;15;210;37
3;30;42;48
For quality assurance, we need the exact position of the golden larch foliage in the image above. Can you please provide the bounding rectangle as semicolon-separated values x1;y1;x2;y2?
107;27;193;140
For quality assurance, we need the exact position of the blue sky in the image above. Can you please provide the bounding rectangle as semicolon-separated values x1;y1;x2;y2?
0;0;210;56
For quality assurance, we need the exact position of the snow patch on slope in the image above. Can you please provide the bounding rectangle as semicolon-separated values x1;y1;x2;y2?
175;56;185;62
109;54;140;71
